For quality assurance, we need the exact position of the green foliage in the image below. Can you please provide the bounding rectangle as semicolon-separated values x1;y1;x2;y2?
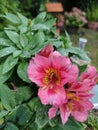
66;16;84;27
77;0;95;11
0;0;20;30
43;117;86;130
0;0;19;14
19;0;54;18
86;111;98;130
58;46;90;61
4;122;19;130
86;1;98;22
0;12;91;130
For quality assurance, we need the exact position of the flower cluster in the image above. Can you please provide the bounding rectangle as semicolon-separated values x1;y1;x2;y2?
27;44;98;125
64;7;87;27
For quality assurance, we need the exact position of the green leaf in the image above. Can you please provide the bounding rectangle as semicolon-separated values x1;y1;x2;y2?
18;24;27;33
59;34;72;48
5;107;18;123
6;105;33;127
4;25;17;31
49;118;58;127
28;122;38;130
52;40;63;48
17;62;31;83
28;31;45;55
19;34;28;48
64;117;86;130
0;110;8;119
57;48;68;56
20;50;31;58
32;18;56;31
27;97;40;112
35;102;50;128
32;24;49;30
15;86;33;105
17;13;28;26
44;18;56;30
4;13;21;24
58;46;91;62
4;31;19;43
0;38;11;47
4;122;19;130
0;62;13;83
65;31;71;44
15;105;32;126
33;12;46;24
13;50;22;57
32;31;45;48
2;55;18;74
67;47;91;61
0;46;16;58
0;84;16;111
43;117;86;130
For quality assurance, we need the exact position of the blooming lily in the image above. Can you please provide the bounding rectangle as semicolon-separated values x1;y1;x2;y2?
28;53;78;106
27;44;97;125
28;46;78;107
49;80;94;125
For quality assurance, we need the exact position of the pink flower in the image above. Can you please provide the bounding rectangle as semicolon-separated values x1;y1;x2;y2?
28;52;78;107
48;80;94;125
27;43;98;125
37;44;54;57
59;66;98;124
62;81;93;124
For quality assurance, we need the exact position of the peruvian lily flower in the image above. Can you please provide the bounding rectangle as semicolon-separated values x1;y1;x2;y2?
28;51;78;107
49;80;94;125
27;43;97;125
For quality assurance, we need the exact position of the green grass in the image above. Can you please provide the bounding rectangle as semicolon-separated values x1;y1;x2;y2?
70;28;98;70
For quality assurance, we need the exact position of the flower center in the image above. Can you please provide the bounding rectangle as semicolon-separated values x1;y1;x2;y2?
43;68;61;88
66;91;79;111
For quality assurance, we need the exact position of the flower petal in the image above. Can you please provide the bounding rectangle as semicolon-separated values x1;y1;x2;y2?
38;88;49;105
72;111;88;122
37;44;54;57
80;66;97;81
38;86;66;107
27;58;45;86
48;107;58;119
60;104;70;125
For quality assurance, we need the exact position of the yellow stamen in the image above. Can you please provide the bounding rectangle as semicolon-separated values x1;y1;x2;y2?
43;68;61;88
67;93;75;99
73;96;79;101
68;102;72;111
